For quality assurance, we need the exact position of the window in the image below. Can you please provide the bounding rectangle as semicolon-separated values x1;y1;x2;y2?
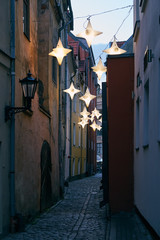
158;60;160;142
78;158;81;175
78;127;81;147
52;57;57;84
133;0;140;42
0;143;2;233
79;100;81;112
91;141;93;150
143;80;149;147
83;132;86;148
137;73;142;87
73;95;76;112
97;143;102;155
73;123;76;146
23;0;30;39
72;158;75;176
136;98;140;149
84;159;86;172
97;129;102;136
140;0;148;12
144;48;153;71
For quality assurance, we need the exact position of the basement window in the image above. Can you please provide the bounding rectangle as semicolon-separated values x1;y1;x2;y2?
23;0;30;40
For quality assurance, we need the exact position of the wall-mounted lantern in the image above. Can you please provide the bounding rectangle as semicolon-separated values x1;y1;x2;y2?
5;71;38;121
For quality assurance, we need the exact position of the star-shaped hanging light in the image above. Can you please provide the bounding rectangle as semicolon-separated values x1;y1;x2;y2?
98;117;102;123
80;106;90;118
79;87;96;107
63;82;80;100
103;36;126;55
90;120;98;131
97;125;102;131
78;118;88;128
49;38;72;65
77;19;102;47
91;107;102;119
82;115;91;122
90;113;95;122
91;58;107;81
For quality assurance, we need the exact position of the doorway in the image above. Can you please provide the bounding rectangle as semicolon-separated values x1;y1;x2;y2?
40;141;52;212
0;142;2;234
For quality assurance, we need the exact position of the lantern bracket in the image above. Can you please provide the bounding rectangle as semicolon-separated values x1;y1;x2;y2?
5;106;30;121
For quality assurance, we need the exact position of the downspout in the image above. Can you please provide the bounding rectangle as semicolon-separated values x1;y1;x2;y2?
85;53;89;175
10;0;16;232
58;20;65;197
57;0;73;195
69;71;76;179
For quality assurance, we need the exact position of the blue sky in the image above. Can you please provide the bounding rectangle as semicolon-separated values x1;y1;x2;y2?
70;0;133;84
71;0;133;44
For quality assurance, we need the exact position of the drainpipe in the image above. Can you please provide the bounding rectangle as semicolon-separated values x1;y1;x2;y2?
57;1;65;198
10;0;16;232
57;0;73;196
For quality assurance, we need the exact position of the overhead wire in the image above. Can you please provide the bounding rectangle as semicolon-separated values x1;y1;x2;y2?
95;5;133;61
74;5;133;20
73;4;133;62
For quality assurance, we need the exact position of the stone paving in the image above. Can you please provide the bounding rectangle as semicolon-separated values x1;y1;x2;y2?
3;174;107;240
106;211;154;240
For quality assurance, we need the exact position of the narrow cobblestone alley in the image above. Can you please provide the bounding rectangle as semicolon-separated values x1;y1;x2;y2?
3;174;107;240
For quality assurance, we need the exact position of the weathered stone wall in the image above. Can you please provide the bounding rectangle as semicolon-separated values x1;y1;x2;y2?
0;0;11;235
14;0;60;219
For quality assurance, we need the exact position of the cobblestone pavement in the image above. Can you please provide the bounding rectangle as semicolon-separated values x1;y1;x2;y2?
3;174;107;240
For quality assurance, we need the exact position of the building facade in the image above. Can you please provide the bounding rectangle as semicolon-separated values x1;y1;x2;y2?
104;37;134;213
87;48;97;176
68;33;97;179
0;0;73;236
96;87;103;166
0;0;11;235
133;0;160;237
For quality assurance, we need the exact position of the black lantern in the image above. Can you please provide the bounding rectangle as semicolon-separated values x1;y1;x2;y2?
19;71;38;108
5;71;38;121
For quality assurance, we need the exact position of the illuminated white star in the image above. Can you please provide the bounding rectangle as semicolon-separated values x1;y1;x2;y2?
63;82;80;100
90;120;98;131
80;106;90;118
49;38;72;65
103;36;126;55
91;107;102;119
77;19;102;47
98;117;102;123
91;58;107;80
79;87;96;107
97;125;102;131
78;118;88;128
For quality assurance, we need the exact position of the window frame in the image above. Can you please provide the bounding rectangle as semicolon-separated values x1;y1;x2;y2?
23;0;30;40
73;123;76;146
143;80;149;148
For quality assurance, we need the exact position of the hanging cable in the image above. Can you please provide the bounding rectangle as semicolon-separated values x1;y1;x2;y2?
95;5;133;61
74;5;133;20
